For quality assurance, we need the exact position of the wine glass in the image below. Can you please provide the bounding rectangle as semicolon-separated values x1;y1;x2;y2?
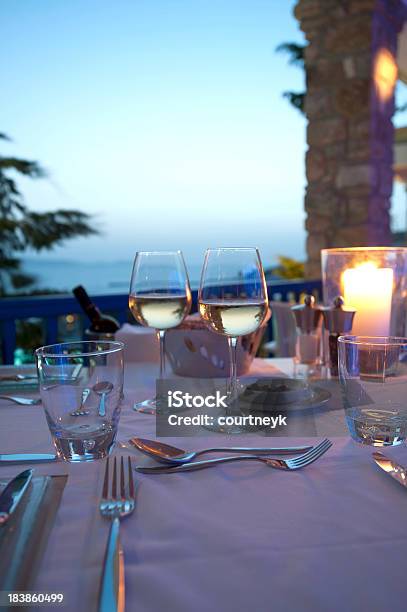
199;247;268;433
129;251;191;413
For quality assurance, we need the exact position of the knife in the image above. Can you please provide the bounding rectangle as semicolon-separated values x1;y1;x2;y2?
0;469;33;525
0;374;38;382
0;454;56;464
373;451;407;488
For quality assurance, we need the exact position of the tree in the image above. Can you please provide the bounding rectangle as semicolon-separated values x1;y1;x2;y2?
0;133;98;295
274;256;305;280
275;42;306;115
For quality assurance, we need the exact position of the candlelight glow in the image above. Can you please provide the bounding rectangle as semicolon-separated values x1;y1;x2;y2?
374;48;398;103
343;263;393;336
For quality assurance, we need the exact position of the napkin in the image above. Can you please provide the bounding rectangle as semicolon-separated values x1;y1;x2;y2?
115;323;159;362
0;475;67;592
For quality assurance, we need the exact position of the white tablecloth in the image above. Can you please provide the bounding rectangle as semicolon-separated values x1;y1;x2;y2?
1;359;407;612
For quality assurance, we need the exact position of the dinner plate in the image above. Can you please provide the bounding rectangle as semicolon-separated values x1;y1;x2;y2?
240;379;331;413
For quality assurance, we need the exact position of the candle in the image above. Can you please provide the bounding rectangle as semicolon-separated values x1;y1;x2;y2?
343;263;393;336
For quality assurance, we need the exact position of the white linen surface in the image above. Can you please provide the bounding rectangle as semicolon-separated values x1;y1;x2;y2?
0;359;406;612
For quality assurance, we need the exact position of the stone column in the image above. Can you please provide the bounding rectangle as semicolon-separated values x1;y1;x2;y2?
295;0;407;278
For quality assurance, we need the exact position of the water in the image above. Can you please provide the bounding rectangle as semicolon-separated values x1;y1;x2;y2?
22;258;204;294
51;422;116;462
346;407;407;446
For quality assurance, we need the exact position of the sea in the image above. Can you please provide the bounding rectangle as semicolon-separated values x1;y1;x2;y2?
22;258;206;295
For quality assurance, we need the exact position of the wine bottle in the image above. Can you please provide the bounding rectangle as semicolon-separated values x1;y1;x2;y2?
73;285;120;333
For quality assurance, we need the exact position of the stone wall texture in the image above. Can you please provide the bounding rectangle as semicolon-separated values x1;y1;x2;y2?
295;0;407;278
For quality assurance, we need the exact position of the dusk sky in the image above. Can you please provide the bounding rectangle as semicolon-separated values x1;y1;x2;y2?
2;0;406;272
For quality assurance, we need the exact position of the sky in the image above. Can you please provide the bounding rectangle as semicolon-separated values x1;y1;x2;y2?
1;0;406;272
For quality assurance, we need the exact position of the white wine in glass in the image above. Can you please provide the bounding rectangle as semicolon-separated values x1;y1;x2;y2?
129;251;191;413
129;294;191;329
199;248;268;433
199;300;268;337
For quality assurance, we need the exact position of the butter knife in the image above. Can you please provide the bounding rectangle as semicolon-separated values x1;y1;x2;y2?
0;469;33;525
0;454;57;464
373;451;407;487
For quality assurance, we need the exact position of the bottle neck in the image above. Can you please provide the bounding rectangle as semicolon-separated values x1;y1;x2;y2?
84;303;102;322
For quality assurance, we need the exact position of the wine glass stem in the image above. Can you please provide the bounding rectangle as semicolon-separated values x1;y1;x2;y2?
227;336;238;409
157;330;166;378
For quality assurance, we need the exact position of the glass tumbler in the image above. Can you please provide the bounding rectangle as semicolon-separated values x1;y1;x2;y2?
338;336;407;446
35;341;124;462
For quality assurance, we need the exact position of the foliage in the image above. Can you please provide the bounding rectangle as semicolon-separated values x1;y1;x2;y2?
274;256;305;279
275;42;305;67
0;132;98;295
282;91;305;114
276;42;306;115
16;319;44;358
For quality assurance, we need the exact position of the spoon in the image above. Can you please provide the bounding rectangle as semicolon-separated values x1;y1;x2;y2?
128;437;313;465
93;381;113;417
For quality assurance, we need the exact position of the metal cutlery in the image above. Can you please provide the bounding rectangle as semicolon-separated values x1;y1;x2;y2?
373;451;407;488
94;381;113;418
0;395;41;406
136;438;332;474
0;374;38;382
99;456;136;612
129;437;314;465
70;388;91;417
0;469;33;525
0;454;57;464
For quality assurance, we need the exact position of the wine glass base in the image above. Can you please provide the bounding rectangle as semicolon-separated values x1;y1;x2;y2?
133;398;157;415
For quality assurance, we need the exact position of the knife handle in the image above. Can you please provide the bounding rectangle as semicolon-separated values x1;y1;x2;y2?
0;454;56;463
99;518;125;612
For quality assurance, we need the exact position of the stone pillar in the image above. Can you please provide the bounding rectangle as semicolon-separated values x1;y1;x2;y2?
295;0;407;278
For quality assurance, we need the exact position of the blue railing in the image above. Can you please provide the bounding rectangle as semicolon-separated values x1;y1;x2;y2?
0;279;322;364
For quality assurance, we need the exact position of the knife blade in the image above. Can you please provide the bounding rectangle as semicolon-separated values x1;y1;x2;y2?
0;469;33;525
0;454;56;464
372;451;407;488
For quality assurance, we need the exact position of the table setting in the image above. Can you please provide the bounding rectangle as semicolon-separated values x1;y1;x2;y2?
2;246;407;612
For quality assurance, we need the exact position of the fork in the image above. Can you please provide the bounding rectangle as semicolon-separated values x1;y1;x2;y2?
135;439;332;474
99;456;136;612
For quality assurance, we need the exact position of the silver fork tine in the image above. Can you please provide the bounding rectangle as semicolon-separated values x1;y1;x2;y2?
292;440;331;467
297;441;332;467
120;456;125;499
291;439;329;466
128;457;135;499
112;457;117;500
291;440;329;466
102;457;110;499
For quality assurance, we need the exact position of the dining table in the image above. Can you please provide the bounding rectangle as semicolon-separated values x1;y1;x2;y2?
1;357;407;612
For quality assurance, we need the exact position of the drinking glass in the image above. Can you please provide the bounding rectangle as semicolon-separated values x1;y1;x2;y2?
338;335;407;446
35;341;124;462
129;250;192;413
199;247;268;433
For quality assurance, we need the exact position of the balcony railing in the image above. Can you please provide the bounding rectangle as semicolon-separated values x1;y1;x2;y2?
0;279;322;364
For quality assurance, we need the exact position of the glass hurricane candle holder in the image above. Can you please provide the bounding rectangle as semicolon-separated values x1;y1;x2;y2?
321;247;407;337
